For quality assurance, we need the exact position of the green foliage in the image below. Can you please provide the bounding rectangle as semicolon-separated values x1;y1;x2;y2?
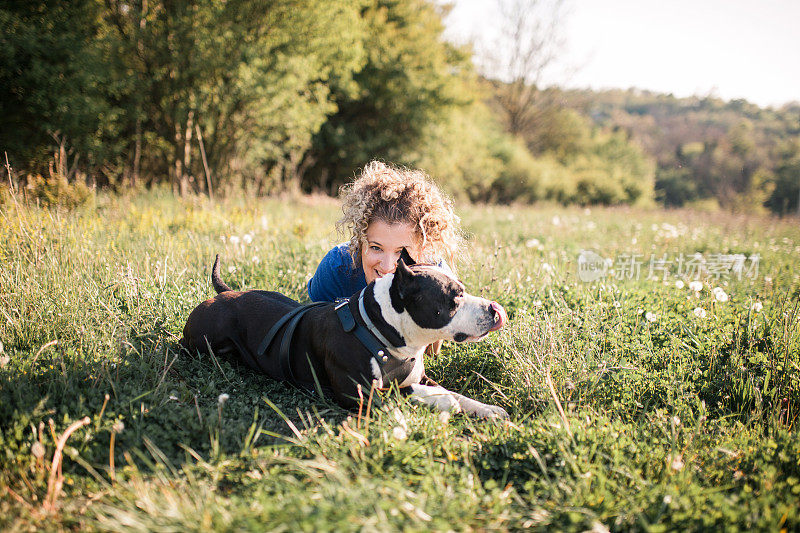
302;0;476;192
101;0;365;191
656;168;698;206
765;139;800;215
568;89;800;213
24;172;93;209
0;1;119;172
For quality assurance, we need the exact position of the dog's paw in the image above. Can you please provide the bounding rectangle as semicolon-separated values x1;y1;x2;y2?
409;384;462;413
475;404;509;420
429;391;462;413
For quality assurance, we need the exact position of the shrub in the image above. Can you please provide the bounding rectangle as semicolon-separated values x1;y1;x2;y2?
25;170;92;209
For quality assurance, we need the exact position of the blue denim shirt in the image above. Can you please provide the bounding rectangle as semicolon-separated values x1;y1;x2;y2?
307;243;366;302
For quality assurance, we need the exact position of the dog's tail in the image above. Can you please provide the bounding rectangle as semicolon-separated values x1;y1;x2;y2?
211;254;233;293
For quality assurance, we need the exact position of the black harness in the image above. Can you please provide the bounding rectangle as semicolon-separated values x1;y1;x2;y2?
255;289;394;383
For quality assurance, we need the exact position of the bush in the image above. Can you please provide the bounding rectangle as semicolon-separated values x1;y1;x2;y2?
25;170;92;209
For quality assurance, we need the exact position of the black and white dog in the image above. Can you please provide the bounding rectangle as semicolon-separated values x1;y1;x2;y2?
181;251;508;418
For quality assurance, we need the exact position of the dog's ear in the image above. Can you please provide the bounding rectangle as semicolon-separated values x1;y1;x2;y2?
395;253;415;282
399;247;416;267
390;254;416;312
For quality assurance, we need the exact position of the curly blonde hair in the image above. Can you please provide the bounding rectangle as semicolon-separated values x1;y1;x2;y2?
338;161;462;270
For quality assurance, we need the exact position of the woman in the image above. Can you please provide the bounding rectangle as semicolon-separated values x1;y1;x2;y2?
307;161;463;354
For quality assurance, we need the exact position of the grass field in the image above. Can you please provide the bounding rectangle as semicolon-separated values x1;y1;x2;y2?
1;189;799;531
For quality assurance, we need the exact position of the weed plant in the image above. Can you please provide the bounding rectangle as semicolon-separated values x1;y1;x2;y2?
1;190;798;531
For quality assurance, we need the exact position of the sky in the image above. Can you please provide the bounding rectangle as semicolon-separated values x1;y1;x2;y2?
442;0;800;108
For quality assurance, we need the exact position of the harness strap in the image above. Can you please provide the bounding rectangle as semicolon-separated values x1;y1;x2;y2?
336;298;391;367
256;302;327;380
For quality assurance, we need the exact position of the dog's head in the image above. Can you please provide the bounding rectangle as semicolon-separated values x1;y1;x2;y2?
369;249;507;348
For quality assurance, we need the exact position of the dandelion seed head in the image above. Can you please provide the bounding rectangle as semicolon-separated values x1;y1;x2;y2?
693;307;707;319
218;393;230;405
713;287;729;302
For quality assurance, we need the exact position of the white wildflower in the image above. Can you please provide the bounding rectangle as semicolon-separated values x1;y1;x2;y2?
392;408;408;431
392;426;407;441
645;311;657;322
589;521;610;533
252;256;261;264
229;235;241;245
532;300;543;308
712;287;729;302
693;307;707;319
636;308;644;315
689;281;703;292
169;395;178;401
663;495;673;504
541;263;554;274
218;393;230;405
525;238;543;250
671;454;684;471
242;233;253;245
112;421;125;434
551;216;561;226
750;301;763;312
227;266;237;274
675;280;685;289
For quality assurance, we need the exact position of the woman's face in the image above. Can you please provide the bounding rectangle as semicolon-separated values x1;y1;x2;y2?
361;219;420;284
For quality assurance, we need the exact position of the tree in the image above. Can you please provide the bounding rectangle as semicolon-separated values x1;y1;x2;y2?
482;0;568;137
301;0;475;193
102;0;365;193
0;1;118;175
765;139;800;215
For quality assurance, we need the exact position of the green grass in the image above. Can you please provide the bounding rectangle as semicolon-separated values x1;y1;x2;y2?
1;190;799;531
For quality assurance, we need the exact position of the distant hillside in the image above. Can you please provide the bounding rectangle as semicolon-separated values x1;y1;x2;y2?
563;89;800;214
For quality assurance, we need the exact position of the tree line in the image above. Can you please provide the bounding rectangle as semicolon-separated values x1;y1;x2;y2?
1;1;796;213
565;89;800;214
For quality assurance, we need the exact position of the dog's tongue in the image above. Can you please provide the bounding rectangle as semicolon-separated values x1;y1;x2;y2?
489;301;507;332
